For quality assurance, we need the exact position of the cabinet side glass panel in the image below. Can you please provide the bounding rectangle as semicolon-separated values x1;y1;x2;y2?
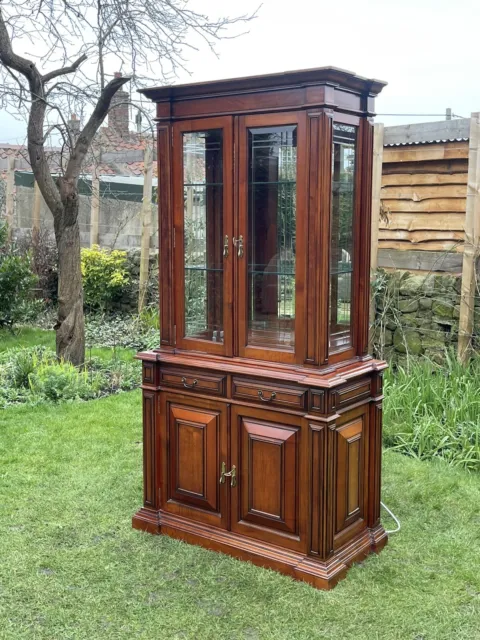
247;125;297;350
329;124;357;352
183;130;224;342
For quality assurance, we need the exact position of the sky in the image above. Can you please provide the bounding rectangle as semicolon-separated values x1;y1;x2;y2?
1;0;480;143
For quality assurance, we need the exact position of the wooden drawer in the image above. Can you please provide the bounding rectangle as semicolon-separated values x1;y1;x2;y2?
333;378;371;410
159;367;226;396
232;377;307;411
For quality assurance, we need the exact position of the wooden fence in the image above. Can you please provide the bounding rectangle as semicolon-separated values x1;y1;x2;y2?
377;120;471;273
371;116;480;362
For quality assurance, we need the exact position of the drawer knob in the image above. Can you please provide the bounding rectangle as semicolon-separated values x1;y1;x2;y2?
181;376;198;389
258;390;276;402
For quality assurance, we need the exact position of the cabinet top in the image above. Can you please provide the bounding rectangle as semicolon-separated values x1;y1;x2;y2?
139;65;387;104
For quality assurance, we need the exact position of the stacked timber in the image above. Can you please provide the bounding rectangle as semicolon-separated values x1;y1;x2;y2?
379;140;468;272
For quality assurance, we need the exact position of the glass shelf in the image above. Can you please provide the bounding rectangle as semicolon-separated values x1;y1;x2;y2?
183;182;223;187
185;266;224;272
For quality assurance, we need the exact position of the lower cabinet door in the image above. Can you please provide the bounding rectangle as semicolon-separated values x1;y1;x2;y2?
333;404;368;550
160;392;228;529
230;405;306;551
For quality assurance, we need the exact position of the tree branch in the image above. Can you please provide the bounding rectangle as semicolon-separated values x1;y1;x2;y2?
42;53;87;83
0;7;64;218
64;74;130;180
0;8;36;80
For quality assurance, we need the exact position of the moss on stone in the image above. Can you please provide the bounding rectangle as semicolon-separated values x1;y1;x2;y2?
419;298;432;310
432;300;454;318
393;328;423;355
398;299;419;313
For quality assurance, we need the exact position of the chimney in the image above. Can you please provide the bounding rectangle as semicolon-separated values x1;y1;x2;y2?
68;113;81;142
108;72;130;137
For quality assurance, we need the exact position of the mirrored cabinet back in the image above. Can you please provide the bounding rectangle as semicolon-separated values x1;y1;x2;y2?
133;67;388;589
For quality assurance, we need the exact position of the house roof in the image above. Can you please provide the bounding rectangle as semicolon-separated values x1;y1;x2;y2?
0;125;156;179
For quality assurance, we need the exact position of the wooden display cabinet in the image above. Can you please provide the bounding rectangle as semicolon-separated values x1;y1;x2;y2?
133;67;388;589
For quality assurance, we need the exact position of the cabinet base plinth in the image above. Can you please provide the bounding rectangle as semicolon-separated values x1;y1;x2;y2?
132;508;387;590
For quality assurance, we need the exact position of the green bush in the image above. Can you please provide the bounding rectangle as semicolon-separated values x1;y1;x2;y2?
384;350;480;471
0;345;53;387
0;345;140;408
81;245;129;310
0;220;38;327
29;361;103;402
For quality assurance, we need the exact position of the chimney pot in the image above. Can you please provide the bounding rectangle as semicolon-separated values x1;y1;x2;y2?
68;113;81;136
108;75;130;137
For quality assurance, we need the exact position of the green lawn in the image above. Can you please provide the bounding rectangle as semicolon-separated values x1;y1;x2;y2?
1;392;479;639
0;327;135;361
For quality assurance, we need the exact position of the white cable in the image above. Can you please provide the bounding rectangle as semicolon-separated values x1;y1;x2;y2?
381;501;401;534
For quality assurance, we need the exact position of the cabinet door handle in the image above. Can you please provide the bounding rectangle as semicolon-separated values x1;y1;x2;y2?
181;376;198;389
233;235;244;258
258;390;277;402
219;462;236;487
223;235;229;257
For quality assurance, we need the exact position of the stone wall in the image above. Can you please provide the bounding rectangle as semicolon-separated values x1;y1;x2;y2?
373;270;480;366
115;249;159;313
13;185;158;251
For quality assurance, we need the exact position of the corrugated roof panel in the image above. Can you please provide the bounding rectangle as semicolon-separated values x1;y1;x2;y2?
384;137;469;147
383;119;470;146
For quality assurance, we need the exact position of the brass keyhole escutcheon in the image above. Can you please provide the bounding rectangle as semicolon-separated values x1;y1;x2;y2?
219;462;236;487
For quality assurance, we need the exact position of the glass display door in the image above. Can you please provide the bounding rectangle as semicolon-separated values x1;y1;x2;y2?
237;112;306;364
173;117;233;355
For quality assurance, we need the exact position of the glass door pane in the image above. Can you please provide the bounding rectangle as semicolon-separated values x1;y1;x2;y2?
247;125;297;350
329;124;357;352
183;130;224;343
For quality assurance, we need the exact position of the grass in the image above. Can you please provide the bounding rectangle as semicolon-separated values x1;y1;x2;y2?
1;392;480;639
0;326;135;362
383;352;480;471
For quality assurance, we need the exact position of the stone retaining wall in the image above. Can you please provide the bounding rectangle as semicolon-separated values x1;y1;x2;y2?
373;270;480;366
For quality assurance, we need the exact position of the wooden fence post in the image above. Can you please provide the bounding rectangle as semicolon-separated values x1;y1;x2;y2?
32;180;42;236
139;143;153;312
458;113;480;363
369;123;384;350
5;155;15;241
90;171;100;246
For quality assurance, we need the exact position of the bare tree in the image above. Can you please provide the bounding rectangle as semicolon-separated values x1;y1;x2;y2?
0;1;254;365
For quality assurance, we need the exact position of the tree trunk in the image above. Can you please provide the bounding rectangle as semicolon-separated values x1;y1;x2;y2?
54;194;85;365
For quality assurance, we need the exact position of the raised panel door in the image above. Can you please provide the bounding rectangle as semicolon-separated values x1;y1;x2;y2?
333;405;368;549
160;392;228;529
230;405;306;551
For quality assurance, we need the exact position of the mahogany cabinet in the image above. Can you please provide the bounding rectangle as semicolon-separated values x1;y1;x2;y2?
133;67;388;589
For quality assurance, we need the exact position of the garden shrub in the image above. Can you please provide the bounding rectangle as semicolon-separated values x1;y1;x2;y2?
81;245;129;310
29;361;103;402
0;221;38;327
0;345;52;388
0;345;140;408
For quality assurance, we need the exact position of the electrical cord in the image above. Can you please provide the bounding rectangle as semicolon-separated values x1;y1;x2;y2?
381;501;401;534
